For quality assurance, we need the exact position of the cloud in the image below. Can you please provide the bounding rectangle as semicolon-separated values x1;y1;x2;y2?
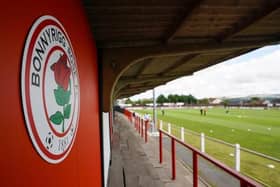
130;45;280;100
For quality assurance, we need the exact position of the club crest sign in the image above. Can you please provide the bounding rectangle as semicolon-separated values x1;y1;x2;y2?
21;15;80;164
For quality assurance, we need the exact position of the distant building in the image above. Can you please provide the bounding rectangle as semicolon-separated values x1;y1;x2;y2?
263;100;273;107
272;98;280;107
210;98;222;104
162;102;184;107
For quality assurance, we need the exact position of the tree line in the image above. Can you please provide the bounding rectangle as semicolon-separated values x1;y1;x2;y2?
124;95;278;107
157;94;197;104
125;94;198;105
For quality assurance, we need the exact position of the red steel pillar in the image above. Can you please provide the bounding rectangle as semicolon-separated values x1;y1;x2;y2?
171;138;176;180
138;117;141;134
159;131;162;163
145;120;148;143
141;119;143;138
193;152;198;187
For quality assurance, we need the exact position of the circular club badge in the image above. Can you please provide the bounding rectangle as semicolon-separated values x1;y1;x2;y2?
21;15;80;164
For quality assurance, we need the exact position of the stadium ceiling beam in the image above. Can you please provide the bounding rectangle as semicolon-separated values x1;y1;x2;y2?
219;48;256;61
217;5;280;42
165;0;204;43
115;89;146;99
119;75;179;84
114;68;192;93
96;40;161;49
114;79;156;97
104;39;278;62
114;82;152;98
114;85;139;96
117;93;131;99
118;71;193;86
122;85;155;93
193;48;256;71
136;58;153;78
141;39;279;58
120;86;155;95
159;54;199;76
115;71;194;99
97;35;280;49
114;83;128;96
117;90;139;97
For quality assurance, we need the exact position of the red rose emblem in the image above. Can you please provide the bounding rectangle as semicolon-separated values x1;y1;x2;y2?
51;54;71;91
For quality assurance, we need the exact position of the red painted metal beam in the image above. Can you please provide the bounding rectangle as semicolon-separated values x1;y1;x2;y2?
193;152;198;187
138;117;140;134
145;121;148;143
159;131;162;164
158;129;260;187
171;138;176;180
141;119;143;138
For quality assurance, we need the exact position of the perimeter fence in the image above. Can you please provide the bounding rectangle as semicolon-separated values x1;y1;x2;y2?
159;120;280;187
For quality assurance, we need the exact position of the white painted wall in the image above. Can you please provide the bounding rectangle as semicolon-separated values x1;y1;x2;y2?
102;112;111;187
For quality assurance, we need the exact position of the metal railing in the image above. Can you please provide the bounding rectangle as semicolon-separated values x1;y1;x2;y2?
123;111;262;187
132;114;149;143
158;128;261;187
159;120;280;186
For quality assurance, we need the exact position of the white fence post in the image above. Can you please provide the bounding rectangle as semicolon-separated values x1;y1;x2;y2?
168;123;171;134
235;144;240;172
201;133;205;153
181;127;184;142
159;120;162;130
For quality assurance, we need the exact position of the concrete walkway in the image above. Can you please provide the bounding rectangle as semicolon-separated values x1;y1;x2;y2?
109;113;206;187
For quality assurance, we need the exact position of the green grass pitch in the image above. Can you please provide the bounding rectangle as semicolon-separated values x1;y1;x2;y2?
134;107;280;186
136;107;280;158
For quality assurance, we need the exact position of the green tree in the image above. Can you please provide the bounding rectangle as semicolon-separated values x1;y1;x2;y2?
178;95;185;103
198;98;209;105
188;94;197;104
177;94;197;104
125;98;134;105
167;94;179;103
222;99;229;107
142;98;153;105
157;94;167;105
250;97;262;105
